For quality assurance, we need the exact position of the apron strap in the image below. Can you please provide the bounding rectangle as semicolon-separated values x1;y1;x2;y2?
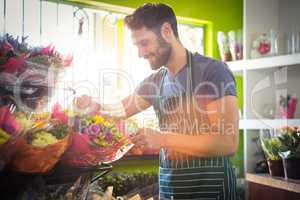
159;50;194;95
186;50;194;111
186;50;193;97
156;50;194;114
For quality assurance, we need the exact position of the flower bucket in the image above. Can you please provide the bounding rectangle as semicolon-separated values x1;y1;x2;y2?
282;158;300;179
267;159;284;177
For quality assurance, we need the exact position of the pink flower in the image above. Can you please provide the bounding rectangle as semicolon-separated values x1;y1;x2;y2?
41;44;55;56
0;106;21;136
61;53;73;66
70;133;91;152
51;103;68;124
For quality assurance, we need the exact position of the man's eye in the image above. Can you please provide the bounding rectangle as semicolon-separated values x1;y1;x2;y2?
140;41;148;47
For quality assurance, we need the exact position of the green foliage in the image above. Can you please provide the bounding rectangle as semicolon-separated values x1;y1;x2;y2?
261;137;282;160
230;131;244;177
49;124;69;139
278;128;300;159
97;172;158;197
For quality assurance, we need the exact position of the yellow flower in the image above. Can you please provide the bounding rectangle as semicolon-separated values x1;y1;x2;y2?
64;109;74;117
0;128;11;145
32;112;50;121
93;115;104;124
34;121;47;128
104;121;112;128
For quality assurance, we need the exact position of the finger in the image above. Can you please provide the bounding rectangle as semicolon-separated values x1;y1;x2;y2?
131;134;146;144
136;128;145;135
74;95;91;109
129;134;136;140
131;134;142;142
87;101;101;116
134;140;147;146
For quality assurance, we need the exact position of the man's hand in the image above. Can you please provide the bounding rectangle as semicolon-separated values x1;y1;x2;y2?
73;95;101;115
131;128;164;150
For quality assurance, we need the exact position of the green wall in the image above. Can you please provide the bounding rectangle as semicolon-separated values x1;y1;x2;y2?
236;75;243;110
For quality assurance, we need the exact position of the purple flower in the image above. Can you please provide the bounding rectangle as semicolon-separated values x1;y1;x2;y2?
104;131;113;143
88;124;101;136
74;116;81;132
2;124;16;136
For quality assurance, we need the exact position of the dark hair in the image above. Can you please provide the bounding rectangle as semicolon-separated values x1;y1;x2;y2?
124;3;179;37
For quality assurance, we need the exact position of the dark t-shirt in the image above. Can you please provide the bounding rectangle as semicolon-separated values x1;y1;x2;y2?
135;53;236;105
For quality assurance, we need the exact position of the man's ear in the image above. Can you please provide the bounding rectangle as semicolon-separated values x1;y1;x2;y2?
160;22;173;42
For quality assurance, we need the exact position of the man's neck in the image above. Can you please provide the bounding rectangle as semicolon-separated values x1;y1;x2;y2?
165;43;187;76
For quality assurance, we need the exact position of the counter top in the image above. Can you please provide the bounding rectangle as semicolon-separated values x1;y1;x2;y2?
246;173;300;194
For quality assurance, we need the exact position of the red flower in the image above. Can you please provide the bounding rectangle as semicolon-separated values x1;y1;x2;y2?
258;42;271;55
0;41;14;55
1;54;26;74
0;106;8;125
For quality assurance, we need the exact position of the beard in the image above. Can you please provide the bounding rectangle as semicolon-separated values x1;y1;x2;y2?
148;35;172;70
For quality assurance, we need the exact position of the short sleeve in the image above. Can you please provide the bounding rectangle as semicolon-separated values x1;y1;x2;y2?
134;69;164;105
194;61;236;100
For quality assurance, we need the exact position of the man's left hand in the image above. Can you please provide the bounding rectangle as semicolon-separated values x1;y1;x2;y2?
131;128;164;150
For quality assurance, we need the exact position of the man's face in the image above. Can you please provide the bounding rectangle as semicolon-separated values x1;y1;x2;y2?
132;27;172;70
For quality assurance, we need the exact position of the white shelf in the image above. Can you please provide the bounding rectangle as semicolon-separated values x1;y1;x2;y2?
226;60;245;72
241;0;300;174
239;119;300;130
227;53;300;72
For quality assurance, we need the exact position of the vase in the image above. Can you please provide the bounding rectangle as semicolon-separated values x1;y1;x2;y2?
282;158;300;179
267;159;284;177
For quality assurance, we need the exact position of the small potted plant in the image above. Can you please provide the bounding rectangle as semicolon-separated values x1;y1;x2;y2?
278;126;300;179
261;136;284;177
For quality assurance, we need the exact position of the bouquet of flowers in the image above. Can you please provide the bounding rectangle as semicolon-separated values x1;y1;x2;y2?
61;113;133;167
250;33;271;58
0;34;72;110
0;34;72;73
279;95;298;119
0;34;73;173
0;102;23;170
8;104;72;173
277;126;300;159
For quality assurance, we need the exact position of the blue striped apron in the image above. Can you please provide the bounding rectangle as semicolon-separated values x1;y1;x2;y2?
153;51;237;200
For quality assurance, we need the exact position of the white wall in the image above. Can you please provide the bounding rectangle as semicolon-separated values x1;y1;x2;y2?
0;0;94;52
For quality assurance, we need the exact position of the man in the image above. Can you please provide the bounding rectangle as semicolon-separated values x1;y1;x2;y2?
76;3;239;199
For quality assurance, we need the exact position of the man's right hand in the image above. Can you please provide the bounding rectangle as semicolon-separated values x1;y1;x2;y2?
73;95;101;115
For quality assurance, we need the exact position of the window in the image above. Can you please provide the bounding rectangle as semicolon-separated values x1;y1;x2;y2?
178;23;204;54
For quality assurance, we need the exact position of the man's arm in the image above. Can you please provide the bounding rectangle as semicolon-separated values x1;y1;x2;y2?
121;94;152;118
74;94;151;119
136;95;239;157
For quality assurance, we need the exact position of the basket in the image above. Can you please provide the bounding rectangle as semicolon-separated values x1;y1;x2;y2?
8;129;72;173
